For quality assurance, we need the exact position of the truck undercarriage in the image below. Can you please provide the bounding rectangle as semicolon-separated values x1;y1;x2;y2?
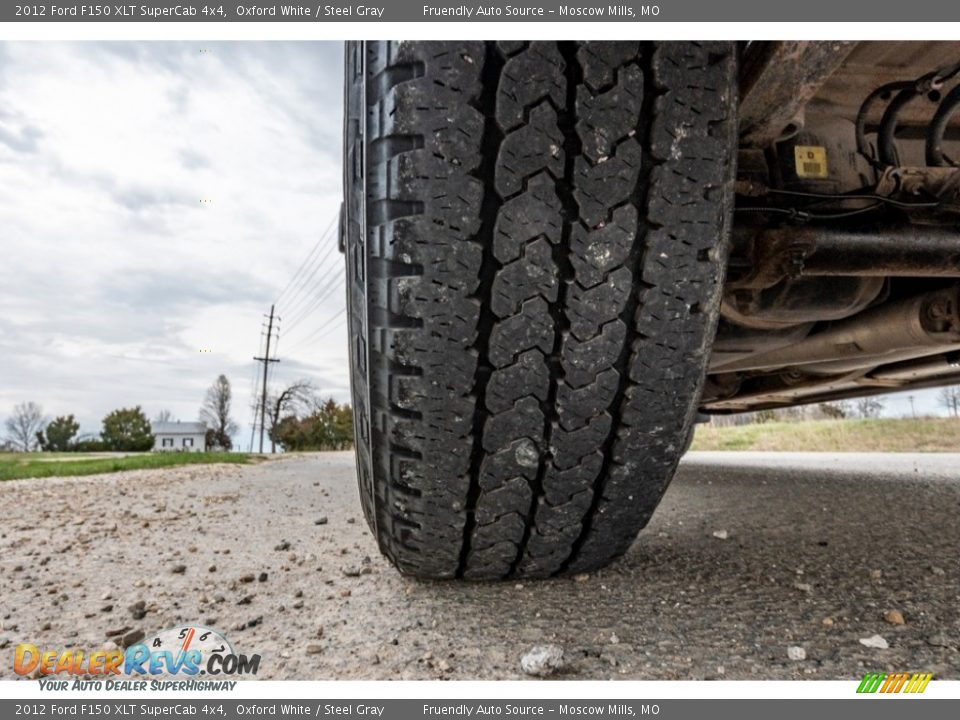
705;41;960;413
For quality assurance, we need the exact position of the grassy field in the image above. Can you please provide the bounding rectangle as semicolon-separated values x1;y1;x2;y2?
691;417;960;452
0;452;255;481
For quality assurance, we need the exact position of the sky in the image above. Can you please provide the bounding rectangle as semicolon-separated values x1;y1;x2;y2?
0;41;348;449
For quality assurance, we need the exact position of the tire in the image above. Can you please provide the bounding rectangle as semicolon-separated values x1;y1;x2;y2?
342;41;737;580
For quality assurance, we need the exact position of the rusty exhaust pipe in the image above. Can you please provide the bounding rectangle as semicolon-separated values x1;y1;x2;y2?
711;285;960;374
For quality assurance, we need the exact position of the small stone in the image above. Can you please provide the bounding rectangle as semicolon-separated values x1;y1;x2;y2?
305;644;323;655
239;574;255;583
274;541;291;551
794;582;812;593
100;604;113;613
573;574;589;583
712;530;729;540
925;634;949;648
237;595;253;606
314;517;328;526
787;646;806;661
347;518;356;525
859;634;889;649
208;565;217;573
258;572;268;582
883;610;905;626
869;569;883;579
520;644;565;677
128;601;146;620
930;566;945;576
120;629;145;648
342;566;362;578
821;618;834;627
105;626;132;638
41;622;52;631
437;659;452;673
171;564;186;575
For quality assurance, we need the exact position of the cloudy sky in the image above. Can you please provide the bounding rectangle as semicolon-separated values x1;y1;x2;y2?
0;41;347;449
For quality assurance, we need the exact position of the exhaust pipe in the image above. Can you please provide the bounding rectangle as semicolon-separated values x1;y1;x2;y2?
711;285;960;374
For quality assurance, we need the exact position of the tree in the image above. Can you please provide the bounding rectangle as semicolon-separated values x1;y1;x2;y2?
101;406;154;451
154;409;174;424
200;374;238;450
938;386;960;418
270;398;354;452
266;380;316;453
4;402;46;452
855;396;885;419
37;415;80;452
818;402;849;419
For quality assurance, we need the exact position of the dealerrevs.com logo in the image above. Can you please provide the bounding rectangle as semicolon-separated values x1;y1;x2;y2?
14;625;260;691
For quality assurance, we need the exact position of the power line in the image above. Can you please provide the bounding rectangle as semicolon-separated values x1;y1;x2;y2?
283;309;347;358
279;251;343;331
282;272;345;337
274;213;339;307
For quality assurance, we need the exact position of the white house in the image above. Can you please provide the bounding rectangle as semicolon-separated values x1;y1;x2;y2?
153;421;206;453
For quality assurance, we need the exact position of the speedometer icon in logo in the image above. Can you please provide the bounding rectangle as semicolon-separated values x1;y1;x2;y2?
127;625;234;678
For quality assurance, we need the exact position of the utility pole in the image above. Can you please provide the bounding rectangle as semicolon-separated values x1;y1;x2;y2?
908;395;916;418
253;305;280;453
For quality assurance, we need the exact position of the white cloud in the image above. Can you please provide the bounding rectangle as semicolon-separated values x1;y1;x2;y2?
0;41;347;446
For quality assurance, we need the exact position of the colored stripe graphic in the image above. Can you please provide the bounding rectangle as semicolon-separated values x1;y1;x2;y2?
857;672;932;694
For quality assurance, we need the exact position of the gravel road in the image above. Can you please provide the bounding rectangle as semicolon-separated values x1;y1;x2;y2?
1;451;958;680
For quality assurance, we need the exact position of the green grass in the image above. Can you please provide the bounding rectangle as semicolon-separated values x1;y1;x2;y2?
691;417;960;453
0;452;255;481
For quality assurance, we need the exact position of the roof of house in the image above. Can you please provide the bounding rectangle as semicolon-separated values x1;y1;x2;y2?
152;421;207;435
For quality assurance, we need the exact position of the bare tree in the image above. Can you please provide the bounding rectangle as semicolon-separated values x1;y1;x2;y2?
855;396;885;419
154;409;174;424
266;380;316;453
939;386;960;418
4;402;46;452
200;375;239;450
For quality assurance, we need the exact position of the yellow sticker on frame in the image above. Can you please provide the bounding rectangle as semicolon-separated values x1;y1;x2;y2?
794;145;828;179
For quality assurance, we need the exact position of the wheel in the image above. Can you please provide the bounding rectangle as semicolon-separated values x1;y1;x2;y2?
342;41;737;579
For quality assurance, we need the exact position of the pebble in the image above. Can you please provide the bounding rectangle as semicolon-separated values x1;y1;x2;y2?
100;604;113;613
258;573;268;582
859;634;889;649
171;564;186;575
520;645;565;677
712;530;729;540
208;565;217;573
930;566;945;576
869;569;883;579
239;574;255;583
794;582;812;593
105;627;131;638
787;646;806;661
128;601;146;620
315;517;329;525
121;629;145;648
305;644;323;655
573;574;590;583
821;618;834;627
274;541;291;551
883;610;905;626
